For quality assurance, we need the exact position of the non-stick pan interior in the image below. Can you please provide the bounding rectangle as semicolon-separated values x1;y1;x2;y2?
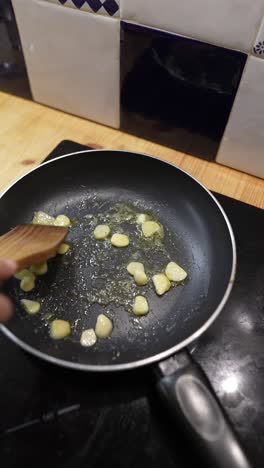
0;151;234;369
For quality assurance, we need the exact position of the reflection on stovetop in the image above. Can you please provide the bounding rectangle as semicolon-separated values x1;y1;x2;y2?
0;141;263;468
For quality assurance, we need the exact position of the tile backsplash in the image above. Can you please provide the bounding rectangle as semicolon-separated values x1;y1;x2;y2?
120;22;246;161
217;56;264;179
48;0;120;17
12;0;120;128
121;0;264;52
11;0;264;178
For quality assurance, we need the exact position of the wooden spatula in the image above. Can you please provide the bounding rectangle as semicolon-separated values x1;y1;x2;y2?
0;224;68;271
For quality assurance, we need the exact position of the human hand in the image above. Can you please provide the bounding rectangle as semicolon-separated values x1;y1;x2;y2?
0;259;17;323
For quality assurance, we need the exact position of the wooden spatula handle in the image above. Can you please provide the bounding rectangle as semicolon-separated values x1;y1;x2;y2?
0;224;68;271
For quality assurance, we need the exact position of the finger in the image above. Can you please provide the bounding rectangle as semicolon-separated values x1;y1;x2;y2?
0;259;17;280
0;294;13;323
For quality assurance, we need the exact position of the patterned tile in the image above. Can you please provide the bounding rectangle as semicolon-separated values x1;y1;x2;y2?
120;22;247;161
217;56;264;179
253;15;264;58
121;0;264;52
253;40;264;56
48;0;120;17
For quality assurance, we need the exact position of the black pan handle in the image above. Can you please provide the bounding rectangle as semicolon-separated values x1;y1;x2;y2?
155;350;252;468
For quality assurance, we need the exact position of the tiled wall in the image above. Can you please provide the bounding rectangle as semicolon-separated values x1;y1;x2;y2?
11;0;120;128
12;0;264;178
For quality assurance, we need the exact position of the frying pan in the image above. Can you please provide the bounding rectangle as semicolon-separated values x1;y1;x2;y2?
0;150;251;468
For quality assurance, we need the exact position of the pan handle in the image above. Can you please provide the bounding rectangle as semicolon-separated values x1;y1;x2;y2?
155;350;252;468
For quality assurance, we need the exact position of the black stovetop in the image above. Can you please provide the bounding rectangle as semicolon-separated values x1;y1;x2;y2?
0;141;263;468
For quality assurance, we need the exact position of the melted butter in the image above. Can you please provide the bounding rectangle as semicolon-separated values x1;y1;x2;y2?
73;203;174;312
18;202;180;332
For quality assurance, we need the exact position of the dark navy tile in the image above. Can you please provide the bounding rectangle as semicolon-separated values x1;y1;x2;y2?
120;22;247;161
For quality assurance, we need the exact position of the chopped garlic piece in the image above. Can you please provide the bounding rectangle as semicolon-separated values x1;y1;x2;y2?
54;214;71;227
50;319;71;340
30;261;48;276
127;262;148;285
15;269;35;281
95;314;113;338
152;273;171;296
142;221;161;238
134;270;148;286
136;213;148;224
20;299;40;314
165;261;187;282
111;233;129;248
133;296;149;316
32;211;55;225
57;243;70;255
15;270;35;292
20;277;35;292
127;262;144;276
80;329;97;347
94;224;111;240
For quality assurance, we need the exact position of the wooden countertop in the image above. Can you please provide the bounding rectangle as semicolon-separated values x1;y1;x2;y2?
0;92;263;209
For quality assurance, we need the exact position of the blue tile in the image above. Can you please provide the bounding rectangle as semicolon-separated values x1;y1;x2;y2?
103;0;119;16
120;22;247;161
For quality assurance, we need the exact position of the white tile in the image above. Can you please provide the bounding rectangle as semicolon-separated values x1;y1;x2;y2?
252;14;264;57
47;0;120;17
121;0;264;52
217;56;264;179
12;0;120;128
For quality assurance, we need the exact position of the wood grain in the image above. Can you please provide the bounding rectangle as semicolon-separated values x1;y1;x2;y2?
0;92;263;209
0;224;68;271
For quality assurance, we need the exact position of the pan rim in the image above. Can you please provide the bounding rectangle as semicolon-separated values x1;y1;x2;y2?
0;149;237;372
